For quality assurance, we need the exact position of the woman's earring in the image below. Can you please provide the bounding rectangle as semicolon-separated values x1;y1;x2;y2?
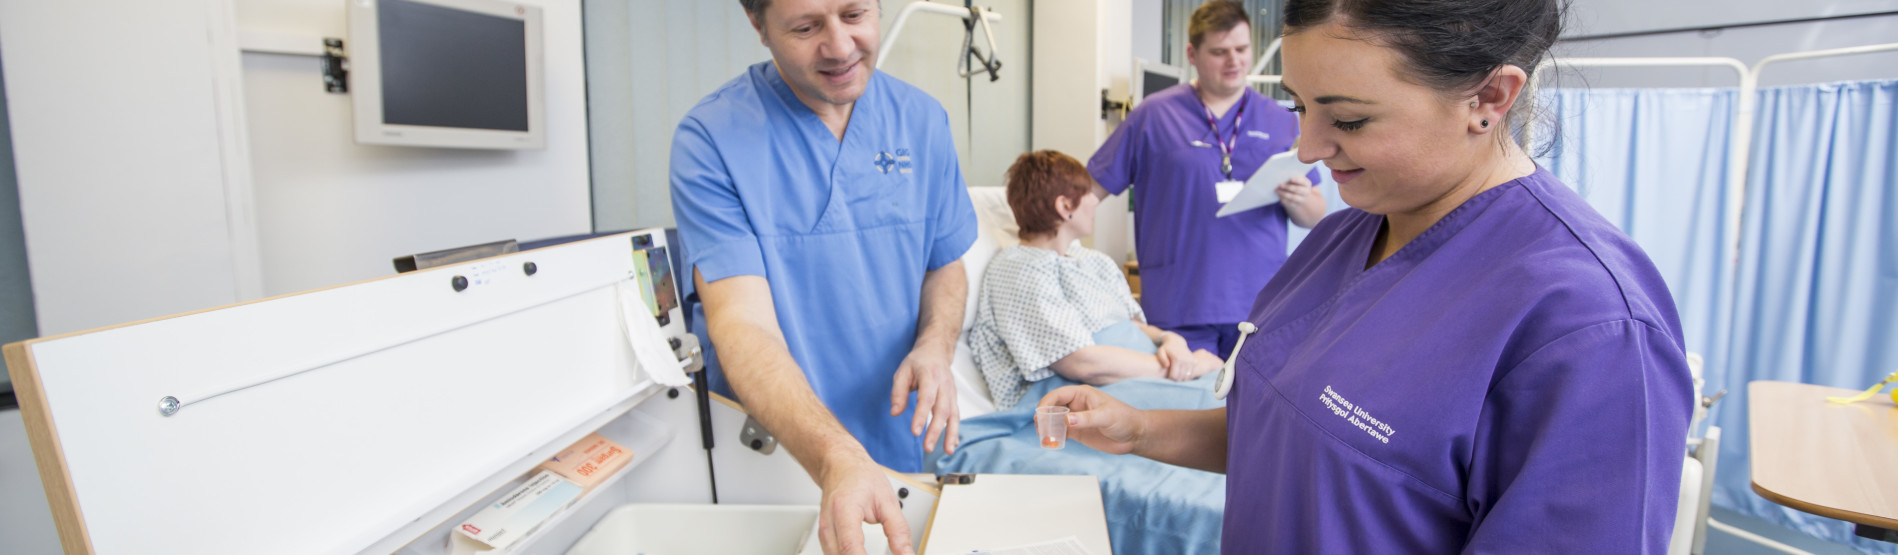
1481;120;1490;128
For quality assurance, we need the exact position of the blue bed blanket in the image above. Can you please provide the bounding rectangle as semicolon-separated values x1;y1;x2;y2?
934;375;1227;555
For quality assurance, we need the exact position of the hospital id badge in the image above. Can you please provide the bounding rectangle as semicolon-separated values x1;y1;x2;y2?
1215;180;1244;204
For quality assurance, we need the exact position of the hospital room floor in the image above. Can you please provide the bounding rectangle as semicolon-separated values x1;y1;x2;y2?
1703;506;1869;554
0;407;1877;554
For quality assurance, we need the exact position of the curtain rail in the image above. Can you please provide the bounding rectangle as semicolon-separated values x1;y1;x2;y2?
1560;11;1898;42
1244;42;1897;281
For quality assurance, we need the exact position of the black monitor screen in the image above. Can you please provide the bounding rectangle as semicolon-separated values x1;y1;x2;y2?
1141;70;1179;102
378;0;529;131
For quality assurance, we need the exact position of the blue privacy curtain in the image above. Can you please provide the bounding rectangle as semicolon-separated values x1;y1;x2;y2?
1536;87;1739;406
1719;79;1898;551
1540;80;1898;552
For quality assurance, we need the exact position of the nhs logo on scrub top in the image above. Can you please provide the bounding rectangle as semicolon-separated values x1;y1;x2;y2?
875;149;914;175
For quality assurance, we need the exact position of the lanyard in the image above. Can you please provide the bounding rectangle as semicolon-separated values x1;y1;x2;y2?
1213;321;1256;400
1195;87;1248;179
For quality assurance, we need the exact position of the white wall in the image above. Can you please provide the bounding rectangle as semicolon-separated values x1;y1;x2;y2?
1035;0;1134;263
1551;13;1898;88
0;409;59;554
585;0;769;232
0;0;253;336
237;0;593;297
0;0;594;334
0;54;37;378
1566;0;1898;38
1095;0;1134;264
1131;0;1163;65
957;0;1035;189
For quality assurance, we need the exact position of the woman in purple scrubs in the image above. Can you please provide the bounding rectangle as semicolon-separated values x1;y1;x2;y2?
1037;0;1695;552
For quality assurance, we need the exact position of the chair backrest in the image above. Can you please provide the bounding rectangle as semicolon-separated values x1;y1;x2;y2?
1671;352;1716;555
1686;352;1708;433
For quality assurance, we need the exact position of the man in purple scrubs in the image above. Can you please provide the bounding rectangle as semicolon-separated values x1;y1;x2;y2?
1089;1;1325;358
1040;0;1693;551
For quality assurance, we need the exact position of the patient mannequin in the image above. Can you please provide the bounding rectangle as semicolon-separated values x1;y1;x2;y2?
968;150;1225;409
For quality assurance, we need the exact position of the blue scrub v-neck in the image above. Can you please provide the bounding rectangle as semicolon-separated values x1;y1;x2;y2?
766;62;853;224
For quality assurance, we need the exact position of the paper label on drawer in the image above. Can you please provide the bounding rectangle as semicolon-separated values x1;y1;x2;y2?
538;432;633;489
455;470;584;549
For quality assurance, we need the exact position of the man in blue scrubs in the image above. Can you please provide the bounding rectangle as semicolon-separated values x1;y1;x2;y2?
1089;1;1325;358
670;1;976;554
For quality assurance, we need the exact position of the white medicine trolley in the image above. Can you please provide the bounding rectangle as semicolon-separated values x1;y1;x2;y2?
3;230;942;554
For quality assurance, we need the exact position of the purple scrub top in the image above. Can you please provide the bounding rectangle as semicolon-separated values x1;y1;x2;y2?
1222;169;1694;553
1089;84;1310;328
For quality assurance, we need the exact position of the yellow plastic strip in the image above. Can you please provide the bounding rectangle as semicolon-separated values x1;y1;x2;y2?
1826;370;1898;405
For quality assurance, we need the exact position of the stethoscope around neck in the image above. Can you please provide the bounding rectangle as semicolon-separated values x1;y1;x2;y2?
1213;322;1257;400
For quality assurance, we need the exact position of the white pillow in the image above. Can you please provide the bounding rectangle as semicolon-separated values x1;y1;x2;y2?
959;186;1017;332
951;339;998;418
969;186;1021;249
960;226;999;333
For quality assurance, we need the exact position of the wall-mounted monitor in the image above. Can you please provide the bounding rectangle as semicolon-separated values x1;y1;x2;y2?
347;0;546;150
1132;58;1185;108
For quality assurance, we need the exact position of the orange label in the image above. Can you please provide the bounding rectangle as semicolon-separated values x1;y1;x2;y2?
539;433;633;488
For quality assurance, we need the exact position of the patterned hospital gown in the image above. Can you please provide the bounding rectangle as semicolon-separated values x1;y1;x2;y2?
969;245;1147;408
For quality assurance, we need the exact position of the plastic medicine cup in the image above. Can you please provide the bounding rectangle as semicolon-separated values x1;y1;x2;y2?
1036;406;1070;449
